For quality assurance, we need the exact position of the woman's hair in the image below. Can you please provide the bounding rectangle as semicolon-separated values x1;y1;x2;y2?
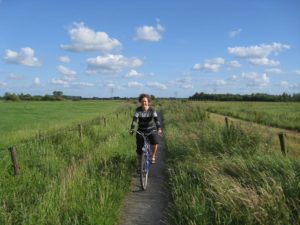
138;93;151;103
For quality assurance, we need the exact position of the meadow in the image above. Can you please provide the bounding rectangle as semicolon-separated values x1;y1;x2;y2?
0;100;122;149
0;100;137;224
1;100;300;225
191;101;300;131
163;101;300;225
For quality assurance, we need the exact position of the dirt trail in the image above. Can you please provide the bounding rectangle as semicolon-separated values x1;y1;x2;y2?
118;115;169;225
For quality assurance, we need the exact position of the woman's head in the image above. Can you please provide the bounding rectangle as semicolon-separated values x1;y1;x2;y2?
138;93;151;109
138;93;151;103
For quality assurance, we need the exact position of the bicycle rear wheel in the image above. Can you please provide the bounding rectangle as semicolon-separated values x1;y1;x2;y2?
140;152;149;190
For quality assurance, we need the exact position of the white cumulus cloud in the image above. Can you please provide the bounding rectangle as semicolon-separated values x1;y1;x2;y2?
203;57;225;72
59;56;70;63
228;60;241;68
203;63;220;72
213;79;227;86
228;42;289;67
147;81;167;90
72;82;94;87
125;69;144;78
193;63;201;71
194;57;225;73
8;73;24;80
182;83;193;89
229;28;242;38
279;81;299;91
0;81;7;87
3;47;41;67
280;81;289;87
50;79;69;87
265;68;282;74
57;65;77;80
127;81;144;89
228;42;290;58
61;22;121;52
57;65;77;76
169;77;194;89
105;83;116;88
34;77;40;85
241;72;270;87
248;57;280;67
134;22;165;42
86;54;142;74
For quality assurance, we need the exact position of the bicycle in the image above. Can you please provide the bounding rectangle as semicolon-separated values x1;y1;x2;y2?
133;130;157;190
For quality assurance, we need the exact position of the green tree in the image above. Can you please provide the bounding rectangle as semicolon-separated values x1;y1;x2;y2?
53;91;63;97
52;91;64;100
4;92;20;101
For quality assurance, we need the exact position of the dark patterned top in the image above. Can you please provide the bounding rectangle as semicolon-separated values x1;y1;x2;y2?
130;106;161;131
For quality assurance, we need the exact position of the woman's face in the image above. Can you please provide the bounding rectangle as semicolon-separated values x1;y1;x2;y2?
140;97;149;108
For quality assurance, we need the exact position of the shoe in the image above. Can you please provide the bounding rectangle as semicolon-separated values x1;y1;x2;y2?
151;158;156;164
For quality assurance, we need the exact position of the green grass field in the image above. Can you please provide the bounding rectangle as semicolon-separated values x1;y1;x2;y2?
163;101;300;225
1;100;300;224
0;100;123;149
191;101;300;131
0;100;137;225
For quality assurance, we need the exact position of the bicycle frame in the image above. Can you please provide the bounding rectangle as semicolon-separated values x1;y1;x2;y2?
135;130;156;190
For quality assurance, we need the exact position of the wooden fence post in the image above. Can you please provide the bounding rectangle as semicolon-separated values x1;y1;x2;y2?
9;146;19;175
103;117;106;127
36;130;41;140
278;132;286;156
78;124;83;138
225;117;229;129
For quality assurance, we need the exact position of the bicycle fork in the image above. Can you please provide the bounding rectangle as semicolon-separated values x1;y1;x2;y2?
142;144;151;172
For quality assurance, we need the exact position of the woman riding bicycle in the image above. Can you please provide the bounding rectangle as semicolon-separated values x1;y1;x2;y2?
130;93;162;165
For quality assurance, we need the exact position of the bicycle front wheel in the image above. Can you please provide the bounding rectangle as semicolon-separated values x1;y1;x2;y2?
140;152;149;190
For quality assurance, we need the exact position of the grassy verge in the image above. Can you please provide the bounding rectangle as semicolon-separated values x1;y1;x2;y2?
163;101;300;225
0;104;136;225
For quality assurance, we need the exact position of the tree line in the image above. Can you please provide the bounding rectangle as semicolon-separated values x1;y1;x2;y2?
2;91;300;102
189;92;300;102
1;91;79;101
0;92;152;101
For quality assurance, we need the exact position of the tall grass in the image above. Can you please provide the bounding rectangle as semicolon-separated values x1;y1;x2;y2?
192;101;300;131
163;101;300;225
0;104;136;225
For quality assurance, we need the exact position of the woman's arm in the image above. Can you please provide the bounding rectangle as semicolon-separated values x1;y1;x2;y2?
130;111;139;130
153;110;162;134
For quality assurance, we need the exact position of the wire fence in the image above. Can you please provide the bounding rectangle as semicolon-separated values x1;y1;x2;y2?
223;116;288;156
0;116;105;151
0;110;133;176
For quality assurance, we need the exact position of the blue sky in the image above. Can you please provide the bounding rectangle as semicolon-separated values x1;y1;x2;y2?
0;0;299;98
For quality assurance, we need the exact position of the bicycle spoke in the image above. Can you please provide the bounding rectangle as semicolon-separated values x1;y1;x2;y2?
140;152;149;190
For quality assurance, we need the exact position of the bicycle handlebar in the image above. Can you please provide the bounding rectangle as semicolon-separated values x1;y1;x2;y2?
134;130;157;138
